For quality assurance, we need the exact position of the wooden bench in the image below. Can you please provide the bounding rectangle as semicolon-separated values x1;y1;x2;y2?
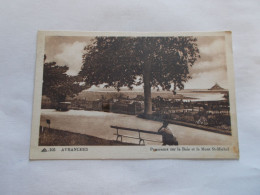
110;125;162;145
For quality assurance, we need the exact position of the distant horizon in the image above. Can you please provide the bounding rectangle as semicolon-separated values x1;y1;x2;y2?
74;85;228;102
85;83;227;93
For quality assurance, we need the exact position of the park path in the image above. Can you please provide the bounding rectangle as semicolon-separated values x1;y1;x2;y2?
40;109;232;145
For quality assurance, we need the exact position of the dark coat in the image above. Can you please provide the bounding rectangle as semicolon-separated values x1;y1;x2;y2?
159;127;178;145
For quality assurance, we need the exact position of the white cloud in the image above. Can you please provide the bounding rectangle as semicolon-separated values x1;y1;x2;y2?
191;57;226;76
54;41;87;76
185;69;229;89
186;37;228;89
199;38;225;56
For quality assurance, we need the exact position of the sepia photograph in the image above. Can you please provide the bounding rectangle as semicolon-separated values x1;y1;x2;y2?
3;0;260;193
30;31;239;159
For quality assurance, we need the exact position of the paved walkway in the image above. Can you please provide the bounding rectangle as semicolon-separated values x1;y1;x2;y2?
40;109;233;145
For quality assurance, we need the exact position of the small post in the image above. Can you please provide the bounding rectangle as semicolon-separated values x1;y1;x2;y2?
40;126;44;133
138;130;144;145
46;119;51;130
116;128;119;141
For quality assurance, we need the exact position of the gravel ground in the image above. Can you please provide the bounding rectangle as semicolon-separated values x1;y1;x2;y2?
40;109;233;145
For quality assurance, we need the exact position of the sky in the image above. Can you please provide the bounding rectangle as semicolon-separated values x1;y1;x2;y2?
45;35;228;90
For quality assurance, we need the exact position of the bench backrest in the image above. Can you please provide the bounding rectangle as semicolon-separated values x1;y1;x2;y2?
110;125;161;135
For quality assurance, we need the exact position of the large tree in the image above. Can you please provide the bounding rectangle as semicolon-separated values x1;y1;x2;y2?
42;55;87;105
80;37;200;116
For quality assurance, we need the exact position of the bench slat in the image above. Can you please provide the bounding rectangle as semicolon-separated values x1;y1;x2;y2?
111;125;161;135
113;134;161;143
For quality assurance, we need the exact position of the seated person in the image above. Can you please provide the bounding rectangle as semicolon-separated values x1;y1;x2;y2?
158;121;178;146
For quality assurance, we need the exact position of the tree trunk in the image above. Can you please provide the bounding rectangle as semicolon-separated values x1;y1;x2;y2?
143;63;153;117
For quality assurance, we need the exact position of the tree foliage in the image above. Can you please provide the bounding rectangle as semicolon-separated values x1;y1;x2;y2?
42;56;87;104
81;37;199;90
80;36;200;115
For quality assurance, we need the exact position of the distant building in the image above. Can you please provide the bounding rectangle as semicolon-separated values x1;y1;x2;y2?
71;98;102;111
209;83;224;90
110;101;143;115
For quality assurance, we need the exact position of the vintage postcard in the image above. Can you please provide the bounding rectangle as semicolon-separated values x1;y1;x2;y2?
30;31;239;159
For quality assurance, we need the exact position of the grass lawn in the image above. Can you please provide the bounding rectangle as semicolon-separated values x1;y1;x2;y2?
39;127;136;146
